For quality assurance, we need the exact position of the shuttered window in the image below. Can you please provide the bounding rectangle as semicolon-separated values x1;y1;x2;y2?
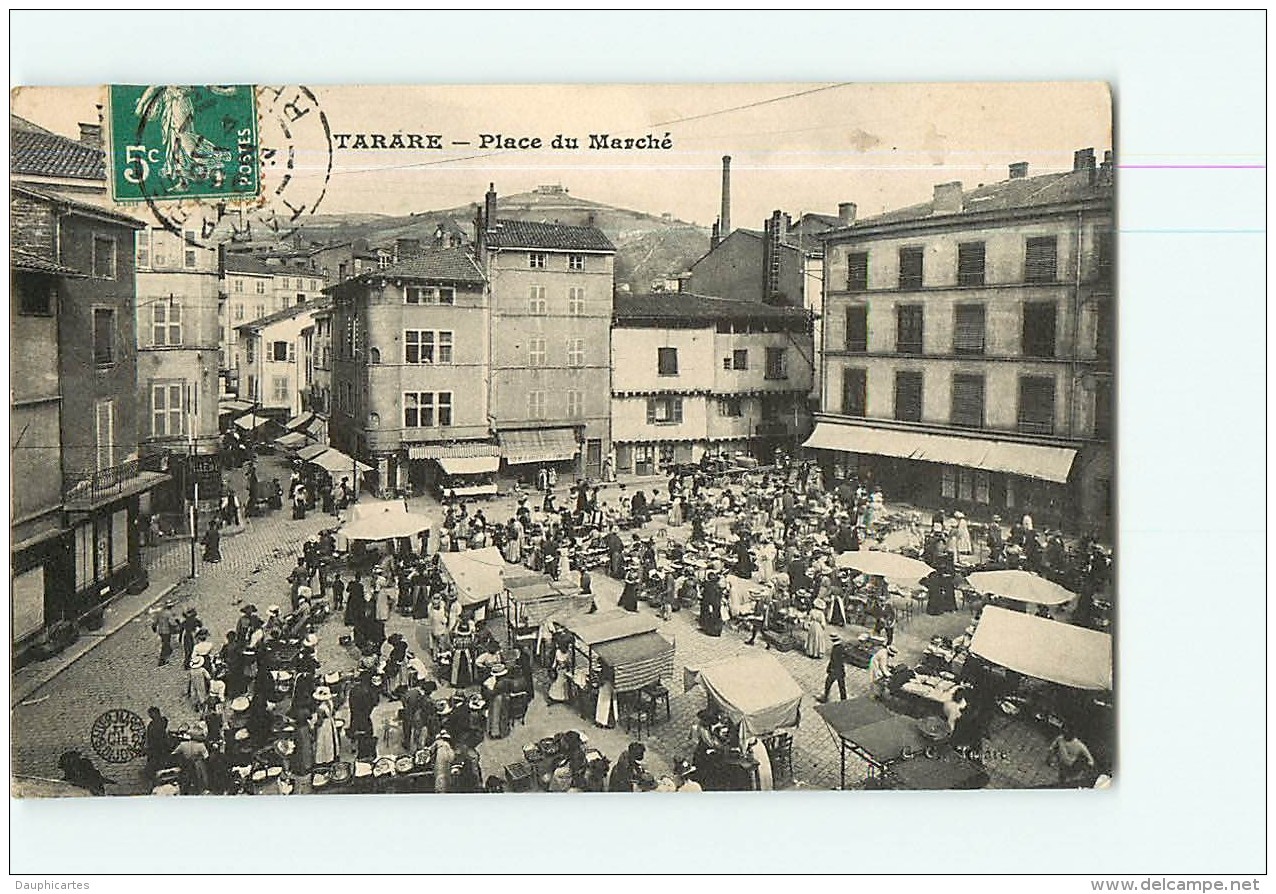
953;304;986;355
898;246;924;289
657;347;679;376
950;373;985;428
646;397;683;424
893;371;923;422
896;304;924;354
842;368;867;418
846;251;868;292
1024;236;1058;283
1022;301;1057;358
957;241;986;286
1017;375;1056;435
845;306;867;352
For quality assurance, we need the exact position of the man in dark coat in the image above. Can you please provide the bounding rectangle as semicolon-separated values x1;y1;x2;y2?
347;674;377;743
630;489;648;524
605;526;625;579
143;706;171;778
152;601;177;666
607;742;647;793
699;573;724;636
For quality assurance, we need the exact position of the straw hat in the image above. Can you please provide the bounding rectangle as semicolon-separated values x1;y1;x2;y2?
303;633;319;648
312;686;334;701
230;696;251;713
234;728;251;742
268;605;281;615
193;641;214;657
322;671;341;685
189;656;205;669
489;663;508;677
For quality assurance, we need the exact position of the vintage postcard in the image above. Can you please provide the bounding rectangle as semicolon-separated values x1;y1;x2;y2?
10;82;1114;798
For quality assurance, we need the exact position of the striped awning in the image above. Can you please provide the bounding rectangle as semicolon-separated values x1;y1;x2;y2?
803;421;1077;484
593;632;675;693
407;442;501;461
499;428;580;465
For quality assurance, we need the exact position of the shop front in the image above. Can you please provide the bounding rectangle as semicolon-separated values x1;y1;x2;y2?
498;427;581;484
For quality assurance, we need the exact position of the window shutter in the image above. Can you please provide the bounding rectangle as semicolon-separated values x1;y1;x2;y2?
953;305;986;354
673;399;684;424
646;399;656;424
951;374;985;428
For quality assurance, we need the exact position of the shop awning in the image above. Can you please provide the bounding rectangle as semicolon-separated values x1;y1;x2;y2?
275;431;309;451
593;631;675;693
284;412;316;431
970;606;1113;691
218;399;254;416
407;442;500;461
297;443;330;462
309;449;373;476
438;455;500;476
803;421;1076;484
499;428;579;465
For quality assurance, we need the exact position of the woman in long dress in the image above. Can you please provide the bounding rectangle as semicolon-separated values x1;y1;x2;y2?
313;697;340;766
668;496;684;527
804;604;832;659
546;643;572;704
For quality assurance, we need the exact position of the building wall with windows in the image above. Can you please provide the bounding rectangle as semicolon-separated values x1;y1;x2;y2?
814;152;1114;530
136;227;221;503
328;250;489;493
480;210;616;479
611;293;814;475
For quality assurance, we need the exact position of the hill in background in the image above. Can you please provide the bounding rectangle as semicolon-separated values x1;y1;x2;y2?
285;186;711;292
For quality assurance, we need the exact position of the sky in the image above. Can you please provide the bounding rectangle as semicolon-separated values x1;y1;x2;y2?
12;82;1112;229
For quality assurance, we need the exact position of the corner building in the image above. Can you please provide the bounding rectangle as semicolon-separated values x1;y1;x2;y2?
810;150;1114;533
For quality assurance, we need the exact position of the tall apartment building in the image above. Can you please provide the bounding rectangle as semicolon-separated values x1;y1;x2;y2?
611;293;814;476
232;297;332;419
808;149;1114;531
10;186;165;650
477;187;616;480
328;247;492;494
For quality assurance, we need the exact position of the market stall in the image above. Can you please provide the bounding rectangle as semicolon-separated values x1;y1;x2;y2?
435;455;499;499
438;547;508;616
274;430;311;454
560;610;674;726
337;501;432;552
309;447;374;482
505;574;594;652
969;606;1112;691
814;696;988;790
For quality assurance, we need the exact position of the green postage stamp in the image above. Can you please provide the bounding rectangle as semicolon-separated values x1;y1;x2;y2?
108;84;259;202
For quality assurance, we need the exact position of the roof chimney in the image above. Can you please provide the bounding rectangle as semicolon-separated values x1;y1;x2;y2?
1073;147;1096;173
838;202;857;225
720;155;732;237
710;220;721;250
484;183;498;233
1008;161;1029;180
78;122;103;148
932;181;964;215
1097;150;1114;187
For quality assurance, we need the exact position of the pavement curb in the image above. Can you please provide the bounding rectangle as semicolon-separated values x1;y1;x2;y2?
12;581;182;706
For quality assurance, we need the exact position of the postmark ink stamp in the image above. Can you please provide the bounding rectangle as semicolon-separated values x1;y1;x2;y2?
89;708;146;764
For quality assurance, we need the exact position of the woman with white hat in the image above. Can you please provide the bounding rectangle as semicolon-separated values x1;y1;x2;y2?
483;663;511;740
312;686;340;766
187;655;211;710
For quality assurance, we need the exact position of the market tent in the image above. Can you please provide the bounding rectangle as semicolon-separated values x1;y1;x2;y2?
439;547;507;607
970;606;1113;691
310;448;373;476
684;651;803;739
966;570;1077;606
438;455;500;476
218;398;254;416
340;502;432;542
593;631;675;693
233;413;272;431
565;610;657;647
834;550;934;583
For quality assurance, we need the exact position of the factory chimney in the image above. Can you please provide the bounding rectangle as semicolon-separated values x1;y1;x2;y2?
720;155;732;237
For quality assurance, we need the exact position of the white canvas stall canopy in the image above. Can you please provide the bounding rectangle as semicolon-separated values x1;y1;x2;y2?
284;412;316;431
297;443;330;463
339;501;432;542
275;430;309;451
439;547;507;607
309;448;373;477
803;421;1077;483
683;651;803;740
970;606;1113;691
233;413;272;432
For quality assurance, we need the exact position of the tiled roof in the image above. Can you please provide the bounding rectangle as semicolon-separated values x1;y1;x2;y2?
486;219;615;252
223;254;281;276
11;184;146;228
236;296;332;331
837;169;1112;232
615;291;811;323
10;124;107;181
346;247;486;285
11;248;85;277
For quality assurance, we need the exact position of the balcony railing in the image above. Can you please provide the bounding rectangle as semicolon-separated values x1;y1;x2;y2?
64;459;143;505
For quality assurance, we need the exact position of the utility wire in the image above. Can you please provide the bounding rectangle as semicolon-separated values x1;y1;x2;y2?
650;83;851;128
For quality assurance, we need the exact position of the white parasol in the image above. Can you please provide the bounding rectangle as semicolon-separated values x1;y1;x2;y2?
965;570;1077;606
834;549;934;583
